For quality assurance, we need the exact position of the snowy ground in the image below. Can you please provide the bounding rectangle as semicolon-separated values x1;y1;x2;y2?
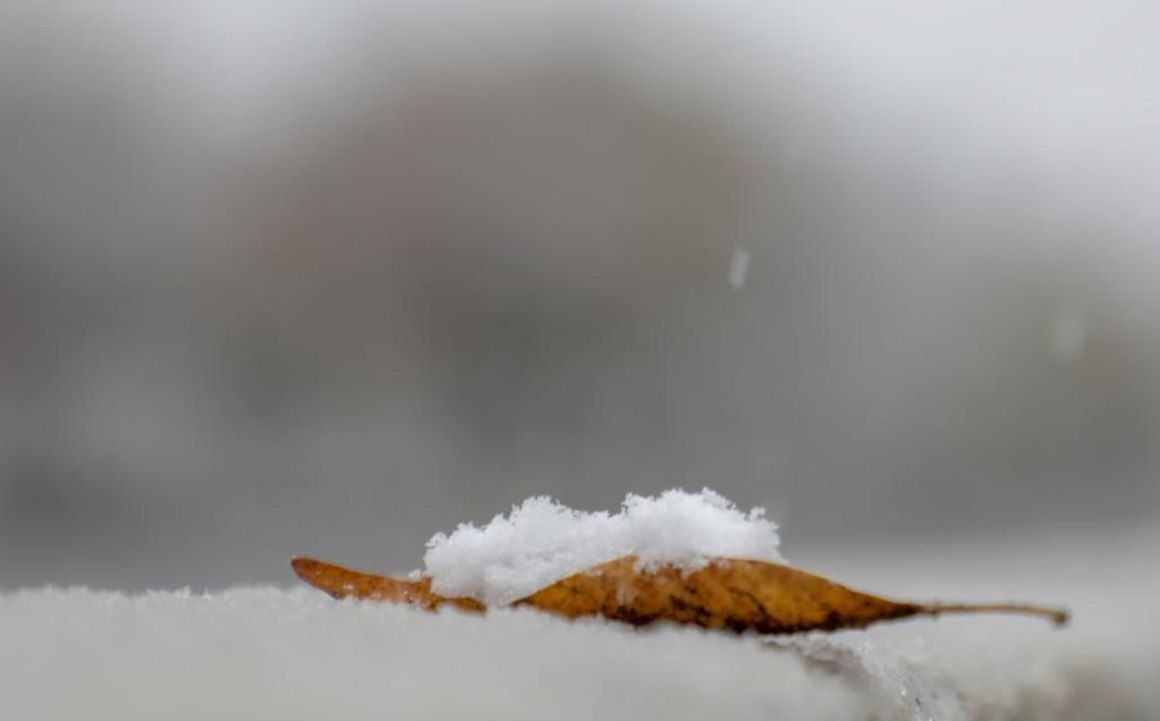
3;521;1157;721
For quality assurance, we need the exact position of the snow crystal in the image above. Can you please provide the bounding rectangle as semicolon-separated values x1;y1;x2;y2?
422;488;781;606
728;247;751;290
1052;308;1088;362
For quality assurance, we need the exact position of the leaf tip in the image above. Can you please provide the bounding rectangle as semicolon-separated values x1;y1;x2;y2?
289;556;335;593
289;556;312;577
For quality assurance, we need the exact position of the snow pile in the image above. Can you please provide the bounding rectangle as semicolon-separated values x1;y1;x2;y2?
0;587;864;721
422;488;781;605
3;520;1158;721
2;582;1156;721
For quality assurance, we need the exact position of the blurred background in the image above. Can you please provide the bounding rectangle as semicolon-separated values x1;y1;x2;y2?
2;0;1158;591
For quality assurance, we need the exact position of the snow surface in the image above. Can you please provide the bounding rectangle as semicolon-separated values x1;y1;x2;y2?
2;521;1158;721
422;489;782;605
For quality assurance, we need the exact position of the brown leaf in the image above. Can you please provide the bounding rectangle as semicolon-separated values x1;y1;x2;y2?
290;555;1068;634
289;557;484;613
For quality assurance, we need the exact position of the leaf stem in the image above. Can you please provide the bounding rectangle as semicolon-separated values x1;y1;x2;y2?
921;602;1069;627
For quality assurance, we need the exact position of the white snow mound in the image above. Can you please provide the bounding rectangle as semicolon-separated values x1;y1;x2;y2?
422;488;781;605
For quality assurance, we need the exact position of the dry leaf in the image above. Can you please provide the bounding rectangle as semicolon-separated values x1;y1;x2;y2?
291;555;1067;634
290;557;485;612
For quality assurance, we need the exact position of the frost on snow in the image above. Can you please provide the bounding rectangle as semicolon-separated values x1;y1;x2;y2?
422;488;782;606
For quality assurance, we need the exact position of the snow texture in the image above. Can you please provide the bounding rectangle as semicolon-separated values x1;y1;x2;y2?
3;516;1156;720
422;489;782;605
2;569;1156;721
